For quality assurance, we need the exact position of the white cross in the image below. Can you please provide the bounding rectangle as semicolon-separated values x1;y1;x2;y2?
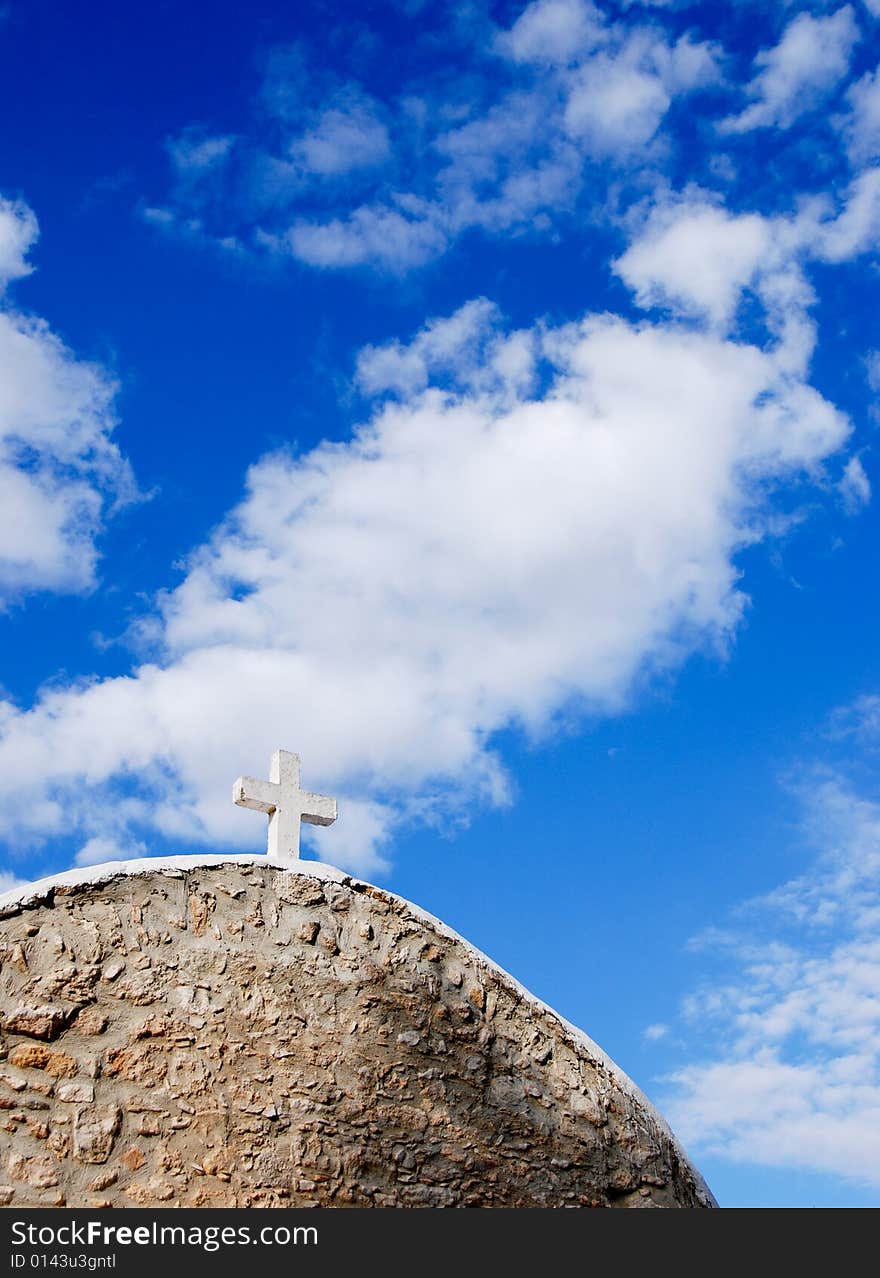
232;750;337;865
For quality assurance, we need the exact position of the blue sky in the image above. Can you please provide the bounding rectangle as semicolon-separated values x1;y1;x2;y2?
1;0;879;1207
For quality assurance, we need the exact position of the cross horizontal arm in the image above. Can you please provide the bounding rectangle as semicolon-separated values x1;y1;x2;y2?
232;775;278;814
301;792;337;827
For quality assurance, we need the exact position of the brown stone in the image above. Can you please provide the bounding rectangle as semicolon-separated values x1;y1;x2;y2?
75;1008;108;1036
8;1151;59;1188
0;943;28;973
121;1147;146;1172
8;1045;77;1078
44;1051;78;1078
8;1044;49;1070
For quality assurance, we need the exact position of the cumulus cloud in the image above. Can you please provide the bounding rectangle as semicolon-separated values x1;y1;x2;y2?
0;284;854;873
355;297;535;399
663;769;880;1187
720;6;860;134
615;173;880;346
0;197;135;604
615;196;775;330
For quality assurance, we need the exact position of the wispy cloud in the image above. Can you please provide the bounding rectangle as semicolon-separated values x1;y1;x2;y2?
838;64;880;163
662;751;880;1187
142;1;721;274
290;95;390;176
720;6;860;135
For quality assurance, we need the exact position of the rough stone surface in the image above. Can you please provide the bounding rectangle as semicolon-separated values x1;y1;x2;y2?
0;862;714;1208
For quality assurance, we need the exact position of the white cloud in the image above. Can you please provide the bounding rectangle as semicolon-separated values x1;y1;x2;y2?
720;6;860;134
141;205;176;227
0;294;853;874
0;871;25;893
812;167;880;262
564;56;671;152
430;90;585;234
355;297;535;400
150;15;718;273
615;173;880;344
615;196;775;329
285;203;447;271
839;66;880;164
163;130;236;213
289;99;390;176
0;197;37;290
644;1023;669;1041
866;349;880;389
75;836;148;867
167;131;235;175
496;0;606;66
828;693;880;743
663;772;880;1187
839;455;871;513
563;32;719;155
0;198;135;604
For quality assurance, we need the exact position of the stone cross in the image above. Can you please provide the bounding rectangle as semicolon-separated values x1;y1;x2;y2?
233;750;337;865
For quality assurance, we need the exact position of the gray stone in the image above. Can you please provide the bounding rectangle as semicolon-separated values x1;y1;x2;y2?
56;1082;95;1104
72;1106;120;1164
1;1004;75;1041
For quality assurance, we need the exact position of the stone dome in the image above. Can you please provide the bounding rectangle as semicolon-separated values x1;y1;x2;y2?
0;857;715;1208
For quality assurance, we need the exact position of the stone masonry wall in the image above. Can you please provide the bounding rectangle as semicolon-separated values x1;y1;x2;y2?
0;862;714;1208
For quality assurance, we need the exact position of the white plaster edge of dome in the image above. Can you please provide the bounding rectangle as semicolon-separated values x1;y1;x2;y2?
0;853;717;1206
